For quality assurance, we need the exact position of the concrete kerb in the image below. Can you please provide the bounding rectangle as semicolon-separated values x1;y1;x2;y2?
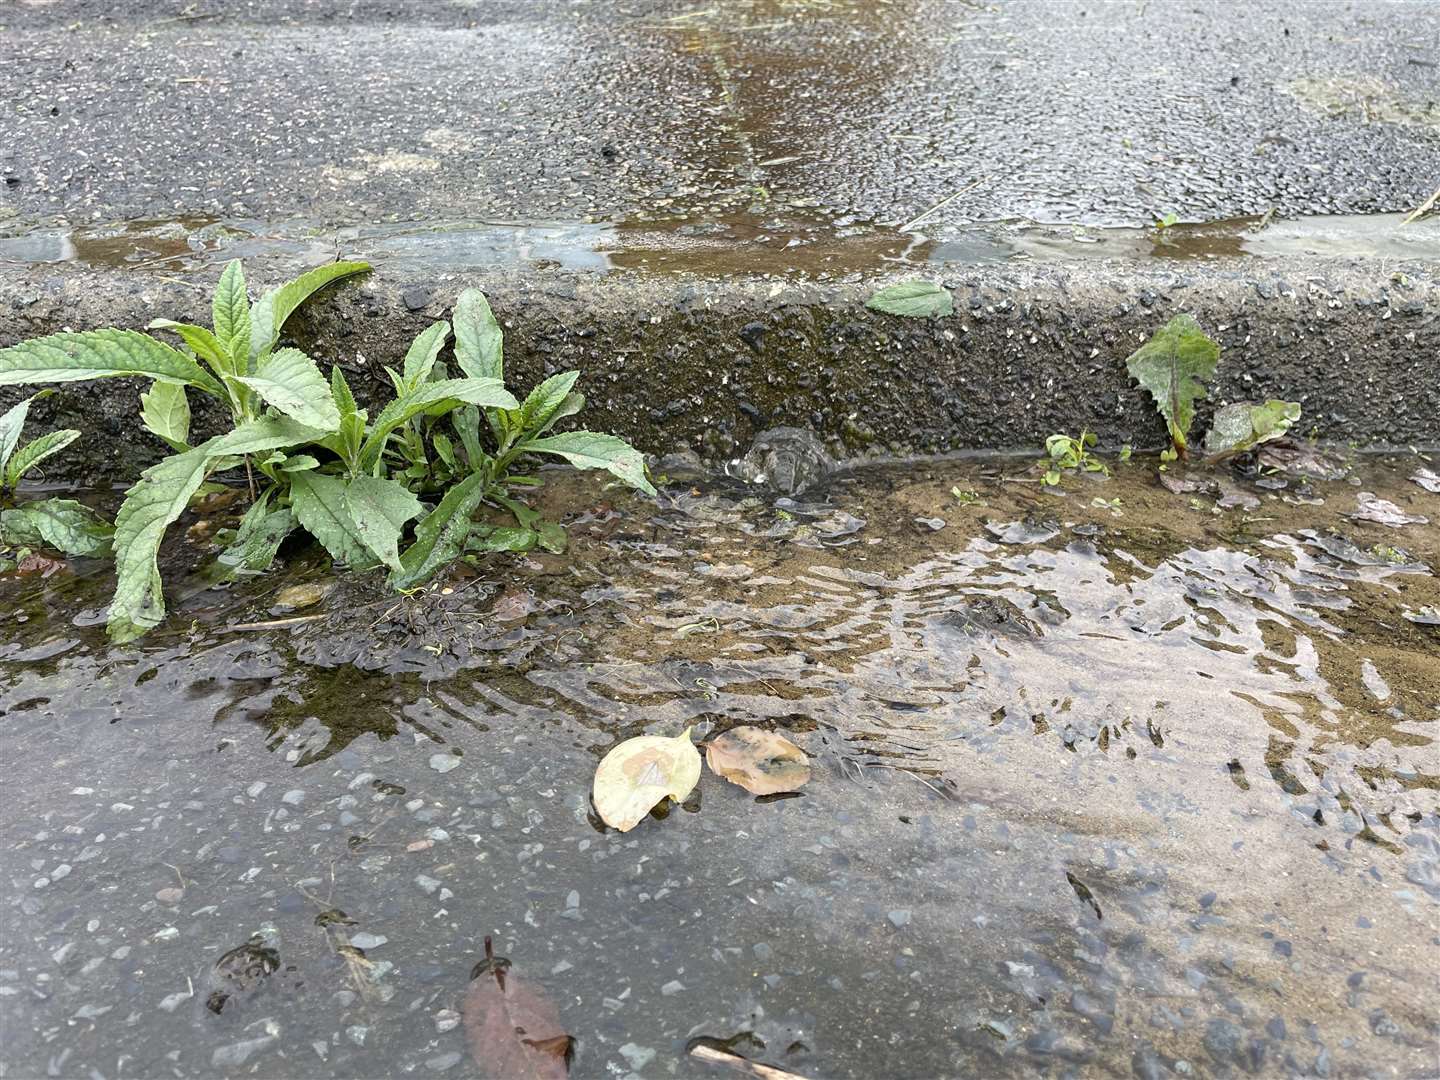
0;256;1436;485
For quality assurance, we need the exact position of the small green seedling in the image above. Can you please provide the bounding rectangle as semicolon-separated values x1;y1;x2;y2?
1041;430;1108;487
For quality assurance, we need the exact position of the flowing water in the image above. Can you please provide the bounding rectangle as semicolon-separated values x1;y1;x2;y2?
1;454;1437;1079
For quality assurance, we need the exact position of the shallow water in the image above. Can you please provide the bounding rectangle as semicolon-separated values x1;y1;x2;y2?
1;455;1437;1079
1;212;1435;279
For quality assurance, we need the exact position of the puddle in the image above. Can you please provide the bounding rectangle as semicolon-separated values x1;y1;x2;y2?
1;211;1435;279
2;454;1438;1077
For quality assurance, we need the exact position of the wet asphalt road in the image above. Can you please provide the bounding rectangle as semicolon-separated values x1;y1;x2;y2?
1;0;1438;231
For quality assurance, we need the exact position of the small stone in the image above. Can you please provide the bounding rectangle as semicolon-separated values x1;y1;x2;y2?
246;782;267;798
619;1044;656;1070
281;790;306;806
660;980;684;996
346;1025;368;1046
426;1052;462;1071
403;288;433;312
565;890;580;909
434;1008;460;1033
888;909;912;928
156;887;184;904
51;864;72;881
429;754;461;774
211;1034;276;1068
349;932;388;951
415;875;441;895
158;990;192;1012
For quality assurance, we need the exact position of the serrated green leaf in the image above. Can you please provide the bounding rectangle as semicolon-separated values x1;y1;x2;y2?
402;321;451;389
0;329;224;395
536;521;567;554
453;289;503;381
0;506;44;547
108;416;322;642
235;348;340;431
535;390;584;436
250;261;371;363
147;319;233;376
470;526;536;553
343;475;422;571
360;378;518;470
0;393;40;477
203;489;295;584
1124;314;1220;451
13;497;113;557
524;431;655;495
519;370;580;432
432;431;456;471
204;490;295;582
452;405;485;468
331;366;357;418
390;472;486;590
492;492;541;530
287;470;378;569
6;429;80;488
1203;400;1302;458
212;259;252;370
866;281;954;318
140;381;191;452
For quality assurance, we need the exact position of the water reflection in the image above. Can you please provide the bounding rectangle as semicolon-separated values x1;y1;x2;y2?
0;457;1436;1078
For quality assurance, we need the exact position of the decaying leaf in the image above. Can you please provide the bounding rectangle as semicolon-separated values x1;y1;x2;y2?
1348;492;1429;528
463;937;572;1080
1256;442;1347;480
1123;314;1219;452
1202;400;1301;458
865;281;954;318
592;728;700;832
1411;467;1440;494
705;726;812;796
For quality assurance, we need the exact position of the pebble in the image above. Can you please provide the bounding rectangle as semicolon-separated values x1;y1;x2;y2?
888;909;913;928
619;1044;656;1070
281;790;306;806
425;1052;462;1071
156;887;184;904
349;932;388;950
434;1008;461;1033
211;1034;277;1068
347;1025;369;1046
246;782;267;798
415;875;441;895
660;980;684;996
429;754;461;774
51;864;72;881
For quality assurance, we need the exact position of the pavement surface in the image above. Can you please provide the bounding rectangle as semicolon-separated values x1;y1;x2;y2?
2;0;1438;231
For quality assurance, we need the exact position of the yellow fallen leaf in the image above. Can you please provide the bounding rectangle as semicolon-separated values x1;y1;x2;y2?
705;726;811;796
592;728;700;832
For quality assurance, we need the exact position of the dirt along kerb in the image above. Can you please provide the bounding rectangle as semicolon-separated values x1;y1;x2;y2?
0;253;1436;485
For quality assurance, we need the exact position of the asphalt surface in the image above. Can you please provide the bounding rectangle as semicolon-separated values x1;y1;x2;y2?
2;0;1438;232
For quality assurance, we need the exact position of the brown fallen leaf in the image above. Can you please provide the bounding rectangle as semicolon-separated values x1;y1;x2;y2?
705;726;811;796
463;937;572;1080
